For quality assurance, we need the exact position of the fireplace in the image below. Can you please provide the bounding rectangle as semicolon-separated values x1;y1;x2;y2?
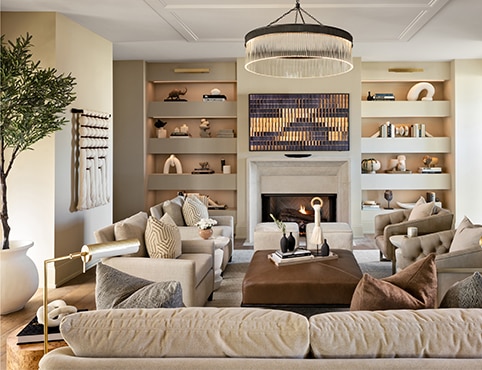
246;156;350;244
262;194;337;235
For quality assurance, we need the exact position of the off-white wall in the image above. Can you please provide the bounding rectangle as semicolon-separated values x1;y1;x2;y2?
1;12;112;287
235;58;363;238
452;60;482;226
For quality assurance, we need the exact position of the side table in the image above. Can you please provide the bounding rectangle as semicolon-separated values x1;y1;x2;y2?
7;325;67;370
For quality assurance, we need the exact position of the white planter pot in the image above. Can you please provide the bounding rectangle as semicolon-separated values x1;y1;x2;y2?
0;240;39;315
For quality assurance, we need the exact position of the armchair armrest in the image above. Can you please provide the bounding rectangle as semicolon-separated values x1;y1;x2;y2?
181;239;215;257
210;215;233;228
374;210;408;237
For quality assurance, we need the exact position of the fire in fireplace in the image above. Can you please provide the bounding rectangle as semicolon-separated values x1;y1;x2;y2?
261;194;336;234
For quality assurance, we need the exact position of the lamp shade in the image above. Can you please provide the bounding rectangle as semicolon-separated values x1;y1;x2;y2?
80;239;139;263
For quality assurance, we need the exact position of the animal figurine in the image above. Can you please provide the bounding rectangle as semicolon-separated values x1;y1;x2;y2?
165;87;188;101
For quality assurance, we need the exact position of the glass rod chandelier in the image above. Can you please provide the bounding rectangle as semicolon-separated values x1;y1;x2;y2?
244;0;353;78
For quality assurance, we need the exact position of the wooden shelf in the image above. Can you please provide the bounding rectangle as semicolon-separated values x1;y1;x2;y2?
361;137;450;153
148;174;237;190
361;173;451;190
361;101;450;118
148;138;236;154
148;101;236;118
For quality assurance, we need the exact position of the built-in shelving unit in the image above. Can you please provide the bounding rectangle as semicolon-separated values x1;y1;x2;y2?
360;62;453;233
145;62;238;217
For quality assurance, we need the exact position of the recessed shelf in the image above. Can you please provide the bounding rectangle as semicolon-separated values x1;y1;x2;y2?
148;138;236;154
148;101;236;118
148;174;237;190
361;101;450;118
361;173;451;190
361;137;450;153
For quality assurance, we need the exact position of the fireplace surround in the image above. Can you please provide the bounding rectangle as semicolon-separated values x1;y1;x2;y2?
246;157;350;244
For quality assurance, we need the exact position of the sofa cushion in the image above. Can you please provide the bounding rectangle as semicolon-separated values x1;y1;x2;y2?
162;195;185;226
95;262;184;309
440;272;482;308
350;253;437;310
310;308;482;358
450;216;482;252
145;214;182;259
113;211;148;257
60;307;310;358
408;196;435;221
182;196;209;226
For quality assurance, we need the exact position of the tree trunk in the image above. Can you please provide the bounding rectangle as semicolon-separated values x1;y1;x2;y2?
1;170;10;250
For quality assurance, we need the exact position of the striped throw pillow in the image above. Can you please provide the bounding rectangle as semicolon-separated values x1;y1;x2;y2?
182;196;209;226
145;214;182;259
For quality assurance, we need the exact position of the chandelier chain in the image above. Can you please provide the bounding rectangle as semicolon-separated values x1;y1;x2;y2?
267;0;322;27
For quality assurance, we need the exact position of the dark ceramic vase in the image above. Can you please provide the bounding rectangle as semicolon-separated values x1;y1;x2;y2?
287;232;296;252
280;233;289;253
320;238;330;257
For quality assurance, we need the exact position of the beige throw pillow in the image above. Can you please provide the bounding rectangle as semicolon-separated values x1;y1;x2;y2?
182;195;209;226
450;216;482;252
145;214;182;259
408;196;435;221
113;211;148;257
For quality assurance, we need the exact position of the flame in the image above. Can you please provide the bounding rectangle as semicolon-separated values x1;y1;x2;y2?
298;205;308;215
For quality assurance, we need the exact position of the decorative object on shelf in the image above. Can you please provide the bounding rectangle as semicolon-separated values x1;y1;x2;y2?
163;154;183;174
222;165;231;174
287;232;296;252
384;190;394;209
361;158;381;173
249;93;349;151
270;214;289;253
385;155;412;173
37;299;77;327
195;218;218;240
164;87;187;101
407;82;435;101
396;155;407;171
192;161;214;174
180;124;189;134
426;191;436;202
373;93;395;101
41;239;140;353
422;155;439;168
170;127;190;138
244;0;353;79
320;238;330;257
310;197;324;254
199;118;211;137
154;119;167;138
203;88;227;101
411;123;427;137
366;91;374;101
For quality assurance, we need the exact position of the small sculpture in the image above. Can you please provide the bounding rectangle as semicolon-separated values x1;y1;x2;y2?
384;190;393;210
422;155;439;168
361;158;381;174
165;87;188;101
396;155;407;171
407;82;435;101
154;119;167;138
200;118;211;137
163;154;182;174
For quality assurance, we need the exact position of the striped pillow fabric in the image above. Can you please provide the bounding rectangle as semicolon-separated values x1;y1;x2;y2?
182;196;209;226
145;214;182;259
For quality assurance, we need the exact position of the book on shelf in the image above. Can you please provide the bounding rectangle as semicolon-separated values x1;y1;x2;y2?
418;167;442;173
362;204;380;210
373;93;395;101
269;252;314;266
203;94;227;101
17;315;63;344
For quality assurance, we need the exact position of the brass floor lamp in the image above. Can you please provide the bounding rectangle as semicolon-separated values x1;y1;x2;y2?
42;238;140;353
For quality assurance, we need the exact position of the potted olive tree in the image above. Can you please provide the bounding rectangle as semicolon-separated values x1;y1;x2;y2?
0;33;76;314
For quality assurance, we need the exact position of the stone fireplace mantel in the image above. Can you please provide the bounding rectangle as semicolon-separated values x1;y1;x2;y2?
246;156;351;244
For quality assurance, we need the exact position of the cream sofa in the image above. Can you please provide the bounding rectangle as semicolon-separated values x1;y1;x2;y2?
39;307;482;369
94;212;215;307
150;200;234;271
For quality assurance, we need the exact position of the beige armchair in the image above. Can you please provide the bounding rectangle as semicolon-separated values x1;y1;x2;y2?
94;212;215;307
396;230;482;306
374;207;453;273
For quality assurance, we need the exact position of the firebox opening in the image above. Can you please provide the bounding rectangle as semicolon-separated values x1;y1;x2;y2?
261;194;337;235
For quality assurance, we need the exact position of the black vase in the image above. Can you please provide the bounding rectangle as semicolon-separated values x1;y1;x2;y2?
280;233;289;253
320;238;330;257
287;232;296;252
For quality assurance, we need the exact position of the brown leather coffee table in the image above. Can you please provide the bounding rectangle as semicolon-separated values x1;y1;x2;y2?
242;249;362;312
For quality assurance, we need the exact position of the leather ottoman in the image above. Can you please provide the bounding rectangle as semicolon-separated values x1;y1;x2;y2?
242;249;362;309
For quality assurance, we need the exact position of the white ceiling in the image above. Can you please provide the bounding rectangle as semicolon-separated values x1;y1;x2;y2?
2;0;482;63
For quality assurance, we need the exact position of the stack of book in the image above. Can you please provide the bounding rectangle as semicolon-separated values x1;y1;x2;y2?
269;249;314;266
216;129;235;138
373;93;395;101
203;94;227;101
16;315;63;344
362;201;380;210
418;167;442;173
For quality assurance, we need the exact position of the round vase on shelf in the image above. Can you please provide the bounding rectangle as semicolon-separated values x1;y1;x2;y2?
287;232;296;252
320;239;330;257
0;240;39;315
199;228;213;240
280;233;289;253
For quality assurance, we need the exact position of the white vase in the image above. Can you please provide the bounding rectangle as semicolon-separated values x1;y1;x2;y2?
0;240;39;315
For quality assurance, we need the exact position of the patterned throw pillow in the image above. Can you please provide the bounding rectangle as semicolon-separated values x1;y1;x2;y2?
350;253;437;310
145;214;182;259
96;262;184;309
182;195;209;226
440;272;482;308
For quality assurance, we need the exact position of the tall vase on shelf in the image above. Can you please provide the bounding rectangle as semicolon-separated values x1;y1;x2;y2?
287;232;296;252
320;239;330;257
280;233;289;253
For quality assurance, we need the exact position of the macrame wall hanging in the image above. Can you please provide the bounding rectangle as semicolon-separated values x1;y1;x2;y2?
72;108;111;210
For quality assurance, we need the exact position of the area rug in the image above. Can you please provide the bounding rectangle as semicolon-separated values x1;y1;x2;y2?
205;248;391;308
